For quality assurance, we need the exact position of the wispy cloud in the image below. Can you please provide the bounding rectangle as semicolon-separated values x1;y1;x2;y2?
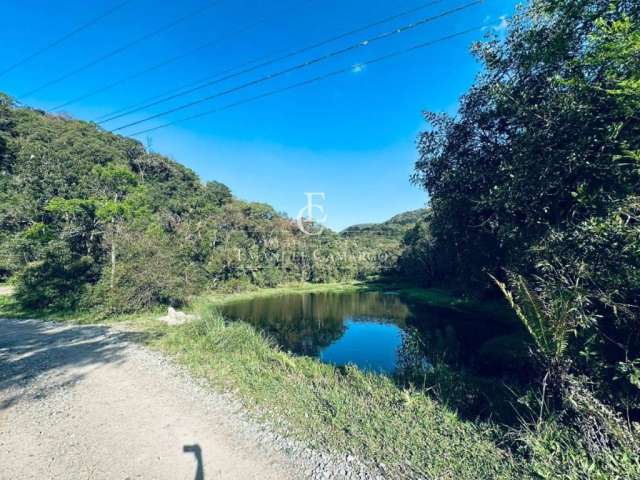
493;15;508;32
351;63;366;74
481;14;508;33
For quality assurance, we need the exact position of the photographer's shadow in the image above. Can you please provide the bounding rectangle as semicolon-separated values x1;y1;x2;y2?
183;444;204;480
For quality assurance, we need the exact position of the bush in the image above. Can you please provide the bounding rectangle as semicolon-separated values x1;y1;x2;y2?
90;227;205;314
14;241;96;310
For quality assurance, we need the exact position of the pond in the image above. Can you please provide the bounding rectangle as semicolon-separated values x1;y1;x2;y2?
220;290;523;376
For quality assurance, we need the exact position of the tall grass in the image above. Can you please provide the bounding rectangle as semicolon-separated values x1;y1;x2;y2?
155;304;523;479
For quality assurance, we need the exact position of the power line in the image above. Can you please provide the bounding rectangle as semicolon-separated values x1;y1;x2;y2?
97;0;450;124
128;27;481;137
50;0;317;112
93;55;265;122
18;0;224;99
0;0;135;79
110;0;481;132
99;0;452;124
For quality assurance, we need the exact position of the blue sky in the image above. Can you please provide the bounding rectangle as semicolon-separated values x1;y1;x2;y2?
0;0;521;230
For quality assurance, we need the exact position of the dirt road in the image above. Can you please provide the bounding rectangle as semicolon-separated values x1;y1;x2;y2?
0;318;300;480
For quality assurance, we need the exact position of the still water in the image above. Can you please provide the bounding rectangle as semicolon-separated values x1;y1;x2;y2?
220;290;514;375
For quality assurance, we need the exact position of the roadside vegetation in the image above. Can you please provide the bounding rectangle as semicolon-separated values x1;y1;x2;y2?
157;300;522;480
1;0;639;478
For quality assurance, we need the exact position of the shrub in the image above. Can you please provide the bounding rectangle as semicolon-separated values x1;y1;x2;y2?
90;227;205;313
14;241;95;310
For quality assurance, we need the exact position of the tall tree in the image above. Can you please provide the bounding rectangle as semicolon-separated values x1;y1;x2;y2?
412;0;640;411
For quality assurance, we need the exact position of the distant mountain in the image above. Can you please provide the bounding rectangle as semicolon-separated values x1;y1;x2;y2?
341;209;428;240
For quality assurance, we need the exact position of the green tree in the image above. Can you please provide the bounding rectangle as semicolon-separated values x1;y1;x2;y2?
92;164;138;288
411;0;640;414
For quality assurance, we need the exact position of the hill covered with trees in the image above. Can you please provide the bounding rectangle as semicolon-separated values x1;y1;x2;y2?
339;208;428;268
0;94;394;314
341;209;427;239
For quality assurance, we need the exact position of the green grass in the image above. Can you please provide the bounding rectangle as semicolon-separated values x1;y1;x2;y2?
155;304;525;479
4;283;636;478
195;281;370;308
166;284;532;477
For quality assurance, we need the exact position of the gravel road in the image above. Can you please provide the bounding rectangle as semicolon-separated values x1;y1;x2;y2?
0;318;301;480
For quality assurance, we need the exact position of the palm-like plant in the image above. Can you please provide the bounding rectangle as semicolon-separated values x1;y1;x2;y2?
492;274;575;367
491;273;578;417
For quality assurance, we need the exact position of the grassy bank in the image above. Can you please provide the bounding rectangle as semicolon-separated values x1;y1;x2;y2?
155;303;523;479
195;281;369;307
159;282;524;478
149;285;639;479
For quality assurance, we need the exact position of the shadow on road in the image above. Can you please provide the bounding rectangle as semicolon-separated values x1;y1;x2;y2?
184;444;204;480
0;318;156;408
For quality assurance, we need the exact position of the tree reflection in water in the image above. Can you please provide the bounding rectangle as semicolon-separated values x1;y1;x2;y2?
220;291;411;359
220;291;520;376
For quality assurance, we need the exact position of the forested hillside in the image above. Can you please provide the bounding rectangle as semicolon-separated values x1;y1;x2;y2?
0;94;392;313
339;208;427;268
341;209;426;239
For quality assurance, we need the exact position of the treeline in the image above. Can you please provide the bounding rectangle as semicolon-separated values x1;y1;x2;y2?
400;0;639;476
0;95;394;314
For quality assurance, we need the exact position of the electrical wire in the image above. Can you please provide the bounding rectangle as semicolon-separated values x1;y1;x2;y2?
18;0;224;99
93;54;263;122
127;27;481;137
50;0;317;111
96;0;451;124
0;0;135;79
111;0;481;132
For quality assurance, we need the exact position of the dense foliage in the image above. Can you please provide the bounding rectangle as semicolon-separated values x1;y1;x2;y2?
339;209;427;272
407;0;639;476
2;0;638;475
0;95;394;313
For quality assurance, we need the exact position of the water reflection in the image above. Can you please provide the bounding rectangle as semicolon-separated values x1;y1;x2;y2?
220;290;516;375
319;319;404;373
221;291;410;360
